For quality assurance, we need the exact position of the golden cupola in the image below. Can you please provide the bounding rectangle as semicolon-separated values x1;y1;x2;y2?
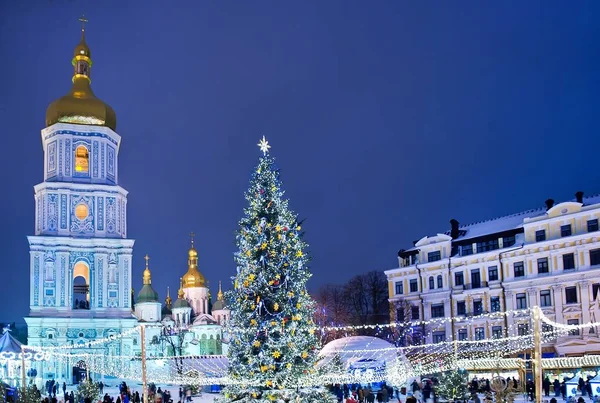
45;16;117;131
182;233;206;288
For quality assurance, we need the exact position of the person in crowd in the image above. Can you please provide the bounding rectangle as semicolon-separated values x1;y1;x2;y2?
543;376;551;397
579;377;586;396
554;378;561;397
366;388;375;403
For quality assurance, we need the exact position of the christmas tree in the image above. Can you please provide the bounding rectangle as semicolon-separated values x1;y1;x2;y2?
221;137;335;402
436;370;469;402
76;379;100;403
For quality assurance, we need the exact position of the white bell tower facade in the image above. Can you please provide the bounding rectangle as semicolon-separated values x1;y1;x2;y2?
24;18;136;385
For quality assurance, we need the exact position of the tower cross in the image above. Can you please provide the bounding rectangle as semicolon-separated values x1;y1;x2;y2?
144;254;150;267
189;232;195;247
78;15;88;32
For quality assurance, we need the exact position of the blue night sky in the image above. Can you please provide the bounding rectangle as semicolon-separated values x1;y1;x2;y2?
1;1;600;322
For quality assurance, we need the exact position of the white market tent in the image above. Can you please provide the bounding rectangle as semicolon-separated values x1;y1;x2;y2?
565;374;582;398
0;330;24;387
317;336;412;385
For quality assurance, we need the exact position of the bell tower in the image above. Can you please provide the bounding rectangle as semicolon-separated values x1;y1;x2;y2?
24;17;136;384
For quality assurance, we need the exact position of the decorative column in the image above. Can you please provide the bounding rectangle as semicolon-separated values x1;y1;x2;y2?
505;291;514;336
552;285;564;324
465;295;473;315
527;288;538;308
423;301;432;344
579;281;591;336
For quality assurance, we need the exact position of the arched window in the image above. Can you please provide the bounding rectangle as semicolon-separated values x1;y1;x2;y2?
437;275;443;288
75;145;89;173
73;261;90;310
429;277;435;290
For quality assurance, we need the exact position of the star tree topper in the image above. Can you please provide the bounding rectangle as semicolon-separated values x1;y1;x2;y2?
258;135;271;155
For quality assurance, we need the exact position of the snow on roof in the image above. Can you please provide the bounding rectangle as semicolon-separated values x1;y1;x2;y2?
400;194;600;250
453;208;544;242
0;331;22;354
317;336;405;368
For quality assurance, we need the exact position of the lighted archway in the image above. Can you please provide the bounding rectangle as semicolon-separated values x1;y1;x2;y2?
73;262;90;308
75;145;89;173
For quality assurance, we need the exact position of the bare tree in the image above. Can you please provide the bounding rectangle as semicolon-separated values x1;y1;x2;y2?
160;325;189;375
314;284;351;343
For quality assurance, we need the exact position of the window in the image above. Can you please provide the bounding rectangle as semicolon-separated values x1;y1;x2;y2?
591;249;600;266
471;269;481;288
563;253;575;270
518;323;529;336
75;203;89;220
567;319;580;336
458;329;468;341
397;308;405;322
542;323;554;335
516;293;527;309
411;306;420;320
491;296;501;312
432;332;446;343
429;277;435;290
565;287;578;304
473;300;483;315
540;290;552;307
475;327;485;340
410;279;418;293
477;239;499;253
395;282;403;295
537;258;549;274
492;326;503;339
75;145;89;173
535;230;546;242
455;272;464;286
503;236;516;247
456;301;466;316
431;304;445;318
45;288;54;296
437;275;443;288
561;224;572;237
588;219;599;233
593;283;600;300
488;266;498;282
514;261;525;278
461;244;473;256
428;251;441;262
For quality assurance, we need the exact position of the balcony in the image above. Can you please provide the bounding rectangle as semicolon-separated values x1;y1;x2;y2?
463;281;488;290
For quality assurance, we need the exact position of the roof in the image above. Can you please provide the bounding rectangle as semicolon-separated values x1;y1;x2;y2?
401;194;600;251
212;299;226;311
136;284;159;304
173;297;190;309
0;331;23;354
317;336;406;369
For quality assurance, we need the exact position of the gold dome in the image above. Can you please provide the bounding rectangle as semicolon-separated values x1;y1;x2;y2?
182;232;206;288
46;17;117;131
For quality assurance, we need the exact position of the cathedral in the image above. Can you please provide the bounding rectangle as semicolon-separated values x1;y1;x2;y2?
24;19;229;384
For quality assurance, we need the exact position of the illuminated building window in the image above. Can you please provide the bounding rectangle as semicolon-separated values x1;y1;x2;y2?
75;145;89;173
75;203;88;220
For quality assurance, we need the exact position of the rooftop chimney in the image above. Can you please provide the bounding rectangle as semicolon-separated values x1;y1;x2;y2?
576;191;584;204
450;219;460;239
545;199;555;211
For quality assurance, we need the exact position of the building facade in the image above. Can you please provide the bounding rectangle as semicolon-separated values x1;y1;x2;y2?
385;193;600;356
25;21;229;385
25;21;138;384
